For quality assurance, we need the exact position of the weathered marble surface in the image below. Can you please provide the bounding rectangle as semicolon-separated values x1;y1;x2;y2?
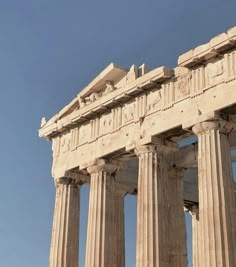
39;26;236;267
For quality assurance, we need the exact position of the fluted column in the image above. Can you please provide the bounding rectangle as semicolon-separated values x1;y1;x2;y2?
49;177;80;267
193;120;236;267
135;144;170;267
114;187;125;267
85;160;119;267
190;206;200;267
168;167;187;267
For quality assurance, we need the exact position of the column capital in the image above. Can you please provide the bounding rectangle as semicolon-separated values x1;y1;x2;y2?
54;177;81;188
87;159;123;174
135;142;176;156
192;119;235;135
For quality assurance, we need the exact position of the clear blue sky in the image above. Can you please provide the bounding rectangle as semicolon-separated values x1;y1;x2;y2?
0;1;236;266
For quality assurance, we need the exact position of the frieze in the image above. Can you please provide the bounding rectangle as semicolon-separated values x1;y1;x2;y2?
79;122;90;145
51;53;235;156
122;101;135;125
191;66;205;96
205;58;225;87
60;133;71;153
162;82;174;109
175;74;191;100
39;66;172;139
52;136;61;157
40;26;236;186
90;117;100;141
135;94;147;121
100;112;113;135
225;50;236;81
147;87;163;114
112;107;122;131
71;127;79;150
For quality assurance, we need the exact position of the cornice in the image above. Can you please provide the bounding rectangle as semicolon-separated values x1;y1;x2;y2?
39;66;172;139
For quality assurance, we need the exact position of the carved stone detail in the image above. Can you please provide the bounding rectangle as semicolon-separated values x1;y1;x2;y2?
40;25;236;267
191;66;205;95
175;74;191;100
52;136;61;157
125;65;138;84
112;107;122;131
116;65;138;89
90;118;100;141
71;127;79;150
103;80;116;95
79;122;90;145
100;113;113;135
85;92;100;105
225;50;236;80
147;87;163;113
163;82;174;108
122;102;135;124
135;94;147;121
192;119;235;135
60;133;71;153
87;160;118;174
138;63;149;76
206;58;225;86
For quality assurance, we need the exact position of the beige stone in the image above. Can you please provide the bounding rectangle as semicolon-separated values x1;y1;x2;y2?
39;26;236;267
167;167;187;267
49;178;80;267
135;144;170;267
190;206;200;267
192;120;236;267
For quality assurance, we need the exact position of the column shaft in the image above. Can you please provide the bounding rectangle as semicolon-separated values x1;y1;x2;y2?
193;120;236;267
85;163;117;267
191;207;200;267
168;168;187;267
135;145;169;267
49;178;80;267
114;190;125;267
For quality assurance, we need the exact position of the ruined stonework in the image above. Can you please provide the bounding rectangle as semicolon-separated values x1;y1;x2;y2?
39;26;236;267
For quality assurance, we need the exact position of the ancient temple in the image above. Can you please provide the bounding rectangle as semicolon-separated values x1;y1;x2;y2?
39;26;236;267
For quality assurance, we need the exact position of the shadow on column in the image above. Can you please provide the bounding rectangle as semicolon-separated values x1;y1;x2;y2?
79;184;89;267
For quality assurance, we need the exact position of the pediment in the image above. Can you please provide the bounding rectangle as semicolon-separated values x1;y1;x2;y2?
41;62;150;128
79;63;128;98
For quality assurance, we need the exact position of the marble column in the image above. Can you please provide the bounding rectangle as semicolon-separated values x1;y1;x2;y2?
193;120;236;267
135;144;170;267
190;206;200;267
114;187;125;267
85;160;119;267
49;177;80;267
168;167;187;267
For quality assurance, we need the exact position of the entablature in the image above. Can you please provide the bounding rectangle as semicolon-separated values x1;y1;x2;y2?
39;26;236;179
178;26;236;68
40;27;236;142
39;65;172;138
